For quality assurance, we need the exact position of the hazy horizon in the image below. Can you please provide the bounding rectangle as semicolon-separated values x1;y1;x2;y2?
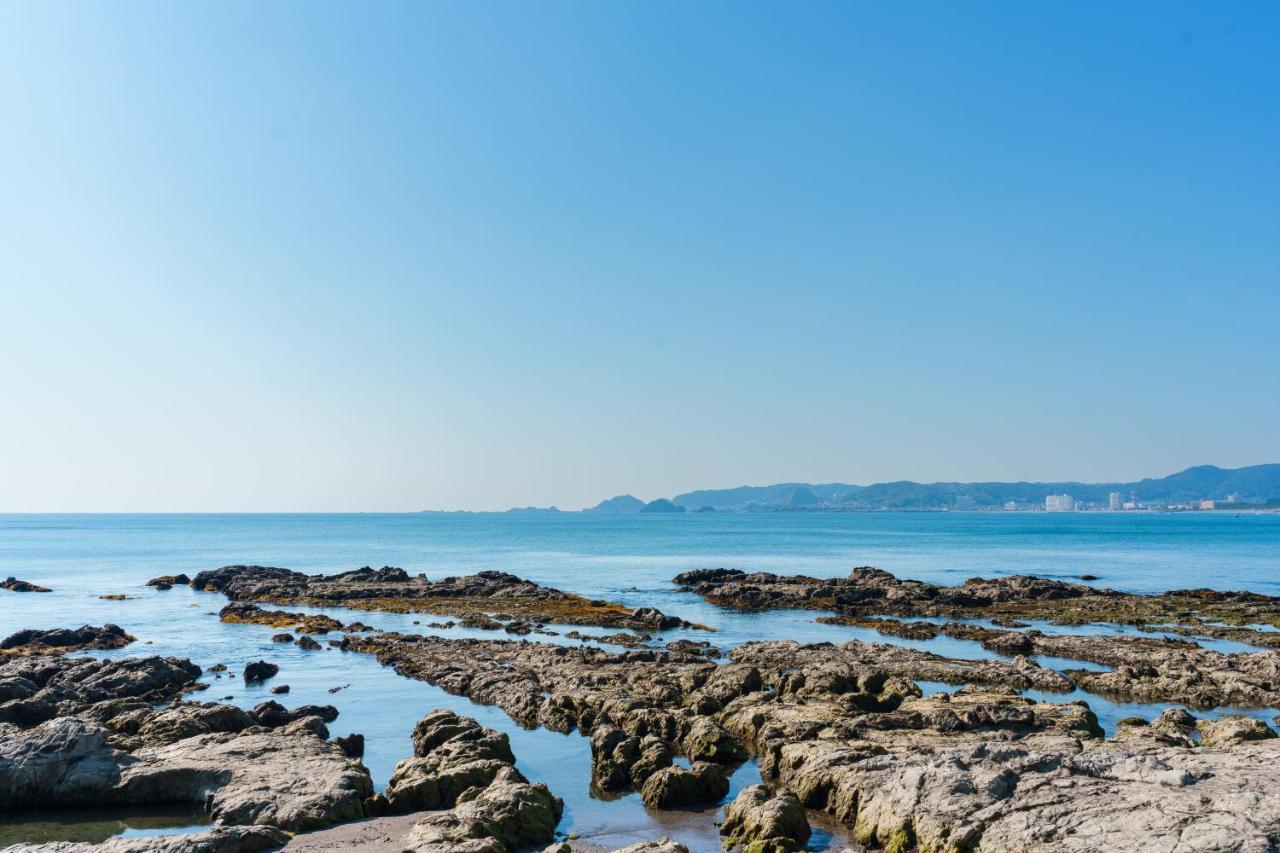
3;3;1278;512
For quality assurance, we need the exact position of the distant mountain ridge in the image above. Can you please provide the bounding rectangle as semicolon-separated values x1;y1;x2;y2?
590;464;1280;512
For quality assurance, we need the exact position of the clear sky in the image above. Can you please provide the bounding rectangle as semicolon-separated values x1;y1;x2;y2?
1;2;1277;512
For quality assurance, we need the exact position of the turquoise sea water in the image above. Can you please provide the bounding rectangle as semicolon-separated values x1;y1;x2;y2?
1;511;1278;848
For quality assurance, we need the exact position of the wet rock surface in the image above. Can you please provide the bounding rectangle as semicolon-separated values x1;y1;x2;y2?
1;625;135;657
193;565;704;631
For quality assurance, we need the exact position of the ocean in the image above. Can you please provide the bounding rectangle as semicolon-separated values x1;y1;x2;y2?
2;511;1278;848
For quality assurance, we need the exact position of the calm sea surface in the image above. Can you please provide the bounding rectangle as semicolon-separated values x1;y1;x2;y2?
2;511;1278;848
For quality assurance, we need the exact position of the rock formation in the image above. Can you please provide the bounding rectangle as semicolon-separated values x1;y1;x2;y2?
193;565;704;631
1;625;135;657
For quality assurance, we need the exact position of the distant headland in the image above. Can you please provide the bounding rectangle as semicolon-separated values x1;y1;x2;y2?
425;464;1280;514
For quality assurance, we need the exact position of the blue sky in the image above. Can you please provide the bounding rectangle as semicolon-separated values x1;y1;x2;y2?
1;2;1277;511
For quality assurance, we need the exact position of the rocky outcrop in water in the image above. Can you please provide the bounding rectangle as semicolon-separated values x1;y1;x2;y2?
2;577;51;593
0;655;202;726
818;619;1280;710
243;661;279;684
220;603;348;635
145;574;191;590
1;625;135;657
193;565;704;631
675;566;1280;640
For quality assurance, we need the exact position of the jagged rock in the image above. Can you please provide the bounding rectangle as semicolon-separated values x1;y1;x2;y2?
681;716;746;763
590;725;673;790
271;633;294;643
2;577;51;593
401;766;562;852
387;710;517;813
721;784;810;853
244;661;279;684
2;824;289;851
335;732;364;758
1197;715;1277;748
297;636;322;651
639;762;729;808
732;640;1073;696
1;625;135;656
0;655;201;727
270;685;290;695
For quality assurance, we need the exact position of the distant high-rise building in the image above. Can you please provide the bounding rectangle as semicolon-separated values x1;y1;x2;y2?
1108;491;1121;510
1200;499;1217;510
1045;494;1076;512
1003;501;1017;511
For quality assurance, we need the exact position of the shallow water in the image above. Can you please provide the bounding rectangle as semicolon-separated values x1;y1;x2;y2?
2;511;1279;847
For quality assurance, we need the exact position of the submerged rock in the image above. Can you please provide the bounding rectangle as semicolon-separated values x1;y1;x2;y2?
2;577;51;593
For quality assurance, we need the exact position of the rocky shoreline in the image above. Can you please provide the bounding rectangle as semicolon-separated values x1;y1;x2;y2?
7;563;1280;851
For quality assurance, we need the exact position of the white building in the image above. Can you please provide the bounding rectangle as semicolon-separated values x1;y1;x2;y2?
1045;494;1076;512
1004;501;1018;511
1108;491;1121;510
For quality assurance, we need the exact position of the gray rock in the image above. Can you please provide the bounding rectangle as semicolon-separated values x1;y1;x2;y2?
639;762;729;809
401;766;562;852
720;784;810;853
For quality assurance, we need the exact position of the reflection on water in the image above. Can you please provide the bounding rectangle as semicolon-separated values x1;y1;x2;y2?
0;805;211;846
